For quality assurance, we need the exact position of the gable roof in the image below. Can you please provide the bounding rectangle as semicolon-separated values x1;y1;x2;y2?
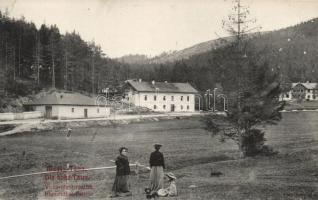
126;80;198;94
24;91;98;106
292;82;317;90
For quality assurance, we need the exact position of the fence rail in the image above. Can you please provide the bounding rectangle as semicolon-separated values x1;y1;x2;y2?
0;163;149;180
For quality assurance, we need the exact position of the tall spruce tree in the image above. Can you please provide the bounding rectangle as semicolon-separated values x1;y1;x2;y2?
203;0;285;157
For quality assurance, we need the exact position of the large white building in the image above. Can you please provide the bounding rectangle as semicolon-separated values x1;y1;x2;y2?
24;91;110;119
123;79;198;112
281;82;317;101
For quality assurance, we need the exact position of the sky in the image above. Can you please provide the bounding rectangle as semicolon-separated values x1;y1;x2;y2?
1;0;318;58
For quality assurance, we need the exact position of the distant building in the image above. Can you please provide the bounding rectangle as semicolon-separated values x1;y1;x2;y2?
281;82;318;101
123;79;198;112
24;91;110;119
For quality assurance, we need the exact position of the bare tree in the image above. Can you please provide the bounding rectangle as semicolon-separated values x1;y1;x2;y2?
34;32;42;85
64;50;68;90
50;39;55;88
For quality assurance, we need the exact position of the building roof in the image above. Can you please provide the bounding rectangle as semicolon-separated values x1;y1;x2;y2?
24;91;99;106
292;82;317;90
126;80;198;94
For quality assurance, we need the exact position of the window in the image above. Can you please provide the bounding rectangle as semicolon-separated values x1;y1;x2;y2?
308;89;310;93
171;96;174;101
163;96;166;101
154;105;157;110
301;89;303;92
286;94;289;98
97;108;99;113
154;95;157;101
181;96;183;101
163;105;166;109
313;95;316;99
181;105;183;110
308;95;310;99
72;108;74;113
187;96;190;101
144;95;147;101
187;105;189;110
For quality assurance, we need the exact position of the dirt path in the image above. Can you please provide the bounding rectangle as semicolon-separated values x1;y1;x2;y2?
0;112;202;136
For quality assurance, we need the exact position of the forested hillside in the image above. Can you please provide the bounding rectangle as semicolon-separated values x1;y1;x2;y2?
116;37;233;64
0;11;132;98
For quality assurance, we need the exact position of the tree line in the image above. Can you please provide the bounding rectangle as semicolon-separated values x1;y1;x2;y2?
0;11;133;97
1;10;317;99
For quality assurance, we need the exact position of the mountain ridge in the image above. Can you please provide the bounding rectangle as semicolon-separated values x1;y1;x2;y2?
116;18;318;65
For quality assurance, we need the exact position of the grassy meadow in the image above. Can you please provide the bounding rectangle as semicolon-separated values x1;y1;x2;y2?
0;112;318;200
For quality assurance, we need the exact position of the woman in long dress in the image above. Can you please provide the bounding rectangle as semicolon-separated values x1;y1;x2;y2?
149;143;165;192
111;147;131;197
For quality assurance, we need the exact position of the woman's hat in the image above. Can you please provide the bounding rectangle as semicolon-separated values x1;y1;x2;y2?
166;172;177;180
154;143;162;148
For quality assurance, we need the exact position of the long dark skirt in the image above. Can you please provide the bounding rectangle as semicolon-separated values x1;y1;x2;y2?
112;175;130;194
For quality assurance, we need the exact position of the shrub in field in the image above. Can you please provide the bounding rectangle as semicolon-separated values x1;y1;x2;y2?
241;129;265;156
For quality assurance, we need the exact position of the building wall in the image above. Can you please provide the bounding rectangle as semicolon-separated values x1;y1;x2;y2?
35;105;110;119
304;89;317;100
280;91;292;101
0;113;14;121
35;106;46;115
23;111;43;119
52;106;59;117
129;92;196;112
0;111;43;121
58;105;110;119
33;105;59;118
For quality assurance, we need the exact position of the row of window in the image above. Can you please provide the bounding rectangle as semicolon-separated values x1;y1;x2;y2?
71;108;100;113
145;95;190;101
307;95;316;99
153;105;190;110
284;94;317;99
293;89;315;93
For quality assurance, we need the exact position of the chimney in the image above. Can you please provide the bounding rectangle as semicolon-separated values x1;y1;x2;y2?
139;79;142;82
152;80;155;85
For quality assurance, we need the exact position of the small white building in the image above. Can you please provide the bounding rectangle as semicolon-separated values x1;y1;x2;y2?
281;82;318;101
123;79;198;112
24;91;110;119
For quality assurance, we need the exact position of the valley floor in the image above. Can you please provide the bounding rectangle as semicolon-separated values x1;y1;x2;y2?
0;112;318;199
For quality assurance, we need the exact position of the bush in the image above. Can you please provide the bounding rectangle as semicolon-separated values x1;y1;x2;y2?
241;129;265;157
259;145;279;156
